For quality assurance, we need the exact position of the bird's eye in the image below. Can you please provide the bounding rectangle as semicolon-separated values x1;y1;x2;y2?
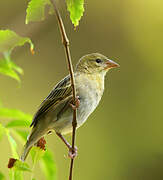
96;59;102;63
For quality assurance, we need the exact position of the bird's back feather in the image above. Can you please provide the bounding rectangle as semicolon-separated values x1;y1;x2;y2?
30;75;72;127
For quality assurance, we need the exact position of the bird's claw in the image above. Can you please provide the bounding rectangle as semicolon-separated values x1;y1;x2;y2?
70;96;80;110
68;146;78;159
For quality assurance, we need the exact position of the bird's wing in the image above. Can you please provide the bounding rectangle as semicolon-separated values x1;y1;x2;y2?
30;75;72;127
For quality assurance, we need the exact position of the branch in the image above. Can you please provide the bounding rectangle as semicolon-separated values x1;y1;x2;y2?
49;0;77;179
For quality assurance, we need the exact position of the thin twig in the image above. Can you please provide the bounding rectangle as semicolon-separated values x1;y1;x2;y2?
49;0;77;180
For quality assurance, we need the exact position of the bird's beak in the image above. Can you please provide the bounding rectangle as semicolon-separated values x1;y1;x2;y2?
105;59;120;69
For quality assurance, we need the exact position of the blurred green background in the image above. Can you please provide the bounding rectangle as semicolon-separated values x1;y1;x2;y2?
1;0;163;179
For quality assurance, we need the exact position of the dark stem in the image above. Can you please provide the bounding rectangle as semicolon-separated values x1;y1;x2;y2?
49;0;77;180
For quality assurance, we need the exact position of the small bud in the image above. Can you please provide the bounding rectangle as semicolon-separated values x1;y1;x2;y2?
30;47;35;55
36;137;46;151
8;158;17;168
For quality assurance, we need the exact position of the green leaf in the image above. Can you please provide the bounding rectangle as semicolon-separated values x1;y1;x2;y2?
10;129;28;145
6;120;31;128
14;130;29;142
0;59;21;81
0;30;34;53
8;160;31;180
66;0;84;27
13;170;23;180
30;146;45;164
0;30;34;81
0;123;6;141
9;169;14;180
40;150;57;180
0;171;5;180
7;132;18;158
9;61;23;75
26;0;53;24
9;168;23;180
0;108;32;122
14;160;31;172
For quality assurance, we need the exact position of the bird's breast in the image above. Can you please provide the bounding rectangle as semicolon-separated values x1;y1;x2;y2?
75;73;104;126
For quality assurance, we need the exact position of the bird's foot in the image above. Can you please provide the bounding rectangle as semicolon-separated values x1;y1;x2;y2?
70;96;80;110
68;146;78;159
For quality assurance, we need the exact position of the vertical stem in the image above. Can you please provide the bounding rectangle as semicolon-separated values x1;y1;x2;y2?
49;0;77;180
30;150;39;180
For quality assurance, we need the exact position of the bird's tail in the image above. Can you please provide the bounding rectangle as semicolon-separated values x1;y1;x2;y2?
20;128;37;161
20;126;46;161
20;140;33;162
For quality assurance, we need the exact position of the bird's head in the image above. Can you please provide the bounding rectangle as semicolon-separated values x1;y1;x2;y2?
76;53;119;74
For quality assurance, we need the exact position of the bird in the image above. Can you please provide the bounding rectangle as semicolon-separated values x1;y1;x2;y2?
21;53;119;161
